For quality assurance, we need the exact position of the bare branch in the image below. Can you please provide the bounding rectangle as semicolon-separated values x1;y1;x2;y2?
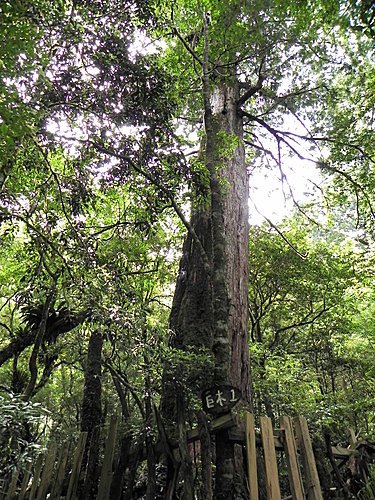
244;110;375;221
241;110;375;163
258;211;308;260
276;306;328;337
272;305;329;350
317;162;375;220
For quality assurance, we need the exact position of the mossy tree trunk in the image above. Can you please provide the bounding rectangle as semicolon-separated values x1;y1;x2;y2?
161;13;254;499
80;330;103;499
162;65;251;500
205;80;251;500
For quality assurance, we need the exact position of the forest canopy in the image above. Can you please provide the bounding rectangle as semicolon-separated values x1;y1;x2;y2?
0;0;374;498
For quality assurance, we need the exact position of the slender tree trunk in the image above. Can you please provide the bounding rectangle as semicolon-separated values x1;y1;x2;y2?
79;330;103;499
145;373;157;500
109;365;134;499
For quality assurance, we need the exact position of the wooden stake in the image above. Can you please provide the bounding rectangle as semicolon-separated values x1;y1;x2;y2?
260;416;281;500
280;416;304;500
245;413;258;500
19;461;32;500
97;415;119;500
66;432;88;500
6;468;19;499
50;442;70;500
295;416;323;500
28;454;44;500
36;441;57;499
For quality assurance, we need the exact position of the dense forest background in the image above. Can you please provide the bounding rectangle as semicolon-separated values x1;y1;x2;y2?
0;0;374;498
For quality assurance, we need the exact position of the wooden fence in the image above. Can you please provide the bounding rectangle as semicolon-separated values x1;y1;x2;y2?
245;414;322;500
0;413;358;499
0;416;115;500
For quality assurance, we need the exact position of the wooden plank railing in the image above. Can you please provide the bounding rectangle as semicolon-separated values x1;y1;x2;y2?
1;412;358;500
245;413;259;500
244;413;323;500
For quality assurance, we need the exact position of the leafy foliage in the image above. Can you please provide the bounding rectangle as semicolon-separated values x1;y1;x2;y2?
249;217;375;436
0;0;375;497
0;394;47;475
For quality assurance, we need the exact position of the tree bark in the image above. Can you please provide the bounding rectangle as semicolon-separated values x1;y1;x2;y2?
163;80;250;499
79;330;103;499
162;16;251;500
205;81;250;500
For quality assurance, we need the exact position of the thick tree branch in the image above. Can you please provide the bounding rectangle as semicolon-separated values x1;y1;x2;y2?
0;322;13;336
0;308;87;367
58;137;212;276
275;306;328;338
22;293;53;400
238;77;265;106
270;305;329;350
33;355;60;395
237;57;265;106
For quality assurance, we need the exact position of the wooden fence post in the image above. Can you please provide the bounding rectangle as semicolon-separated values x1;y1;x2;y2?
245;413;259;500
50;442;70;500
66;432;88;500
18;462;32;500
97;415;119;500
280;416;304;500
260;416;281;500
28;454;44;500
295;416;323;500
5;468;19;500
36;441;58;500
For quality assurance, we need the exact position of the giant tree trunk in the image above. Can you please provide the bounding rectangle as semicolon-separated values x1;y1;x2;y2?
162;81;250;498
208;82;250;500
209;83;251;403
162;15;251;498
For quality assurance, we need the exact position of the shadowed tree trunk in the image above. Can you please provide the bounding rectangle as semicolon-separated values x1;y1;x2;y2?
79;330;103;499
